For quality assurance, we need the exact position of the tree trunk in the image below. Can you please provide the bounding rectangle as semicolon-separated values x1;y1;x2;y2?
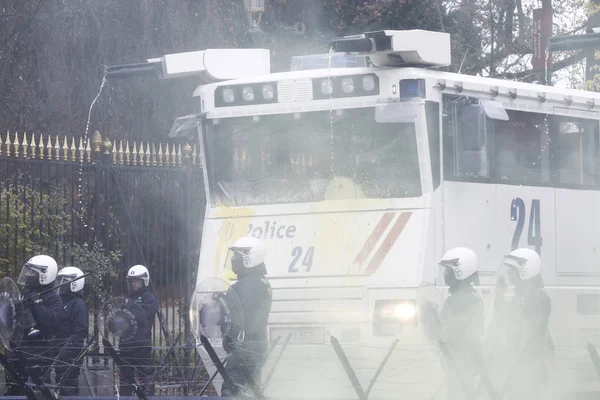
516;0;525;43
505;0;514;45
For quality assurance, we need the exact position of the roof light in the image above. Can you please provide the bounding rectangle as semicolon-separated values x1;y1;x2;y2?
362;75;376;91
223;88;235;104
341;78;355;94
262;84;274;100
399;79;426;101
320;79;334;95
242;86;255;102
313;74;379;100
215;82;278;107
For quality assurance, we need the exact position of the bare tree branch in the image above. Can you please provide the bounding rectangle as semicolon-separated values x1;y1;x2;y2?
498;50;586;80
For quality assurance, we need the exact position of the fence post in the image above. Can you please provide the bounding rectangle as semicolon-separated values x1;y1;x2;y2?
91;131;105;370
182;143;193;395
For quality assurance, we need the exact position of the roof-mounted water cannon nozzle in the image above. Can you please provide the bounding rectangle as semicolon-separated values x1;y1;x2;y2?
330;34;375;54
330;30;451;68
104;61;163;80
105;49;270;83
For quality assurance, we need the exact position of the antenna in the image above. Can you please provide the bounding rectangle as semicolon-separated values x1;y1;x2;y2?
458;48;469;74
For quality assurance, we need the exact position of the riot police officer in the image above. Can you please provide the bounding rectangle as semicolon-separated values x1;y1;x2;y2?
52;267;89;396
118;265;158;396
438;247;484;400
4;255;62;395
221;236;272;397
493;248;551;400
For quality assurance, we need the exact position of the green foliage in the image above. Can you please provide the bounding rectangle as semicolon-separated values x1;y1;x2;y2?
64;241;121;305
0;179;70;277
0;179;120;306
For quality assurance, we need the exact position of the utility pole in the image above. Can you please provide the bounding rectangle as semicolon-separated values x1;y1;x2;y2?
532;0;553;85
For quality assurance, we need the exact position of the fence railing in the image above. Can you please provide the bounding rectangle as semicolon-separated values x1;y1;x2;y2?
0;130;202;166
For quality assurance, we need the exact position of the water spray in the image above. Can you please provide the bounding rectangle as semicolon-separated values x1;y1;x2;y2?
79;77;107;227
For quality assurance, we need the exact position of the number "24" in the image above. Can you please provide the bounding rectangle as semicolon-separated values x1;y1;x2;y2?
289;246;314;272
510;197;542;256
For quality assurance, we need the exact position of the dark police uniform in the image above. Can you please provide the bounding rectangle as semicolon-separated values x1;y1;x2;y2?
119;288;158;396
4;288;62;395
440;283;484;400
53;291;89;396
491;282;551;400
222;264;272;397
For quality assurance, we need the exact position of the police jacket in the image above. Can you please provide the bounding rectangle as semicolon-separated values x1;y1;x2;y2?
500;288;551;358
125;288;158;346
230;264;272;343
54;292;89;346
440;283;484;352
24;286;62;341
489;276;552;385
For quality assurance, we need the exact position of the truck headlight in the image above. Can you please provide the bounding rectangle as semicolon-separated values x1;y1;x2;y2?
373;299;417;336
393;302;417;320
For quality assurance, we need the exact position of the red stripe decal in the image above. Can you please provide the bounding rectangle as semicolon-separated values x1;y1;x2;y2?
364;212;412;275
352;212;395;268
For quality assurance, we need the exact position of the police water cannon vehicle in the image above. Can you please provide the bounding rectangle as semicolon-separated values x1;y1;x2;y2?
106;28;600;399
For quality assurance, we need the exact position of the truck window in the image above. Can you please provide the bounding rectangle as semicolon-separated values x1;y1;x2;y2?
550;116;598;187
443;94;490;180
426;102;441;189
494;110;548;185
204;108;422;206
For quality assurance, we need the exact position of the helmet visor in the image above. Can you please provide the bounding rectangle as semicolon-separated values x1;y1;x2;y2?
17;263;47;287
224;249;235;275
504;254;526;279
56;274;77;294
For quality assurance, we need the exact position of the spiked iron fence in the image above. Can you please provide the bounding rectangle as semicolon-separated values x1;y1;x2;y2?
0;130;207;395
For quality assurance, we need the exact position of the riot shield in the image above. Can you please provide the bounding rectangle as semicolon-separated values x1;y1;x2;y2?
98;297;143;347
416;282;445;343
0;277;24;349
189;277;244;344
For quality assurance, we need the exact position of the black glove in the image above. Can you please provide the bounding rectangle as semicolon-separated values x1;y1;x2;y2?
23;290;42;306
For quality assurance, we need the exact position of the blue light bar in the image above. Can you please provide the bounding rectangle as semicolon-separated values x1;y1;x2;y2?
400;79;426;101
290;54;369;71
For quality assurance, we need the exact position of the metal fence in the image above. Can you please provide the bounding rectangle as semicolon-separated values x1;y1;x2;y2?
0;130;207;395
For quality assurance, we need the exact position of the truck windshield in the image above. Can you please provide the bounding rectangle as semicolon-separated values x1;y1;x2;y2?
204;107;421;206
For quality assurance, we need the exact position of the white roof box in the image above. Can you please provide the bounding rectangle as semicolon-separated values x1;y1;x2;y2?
147;49;270;82
331;30;451;68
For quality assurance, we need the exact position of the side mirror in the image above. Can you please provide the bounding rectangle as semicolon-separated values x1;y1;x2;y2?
169;114;203;138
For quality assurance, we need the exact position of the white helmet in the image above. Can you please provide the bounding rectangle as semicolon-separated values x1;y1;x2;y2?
504;248;541;281
18;255;58;287
439;247;478;281
230;236;266;269
127;265;150;287
57;267;85;293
